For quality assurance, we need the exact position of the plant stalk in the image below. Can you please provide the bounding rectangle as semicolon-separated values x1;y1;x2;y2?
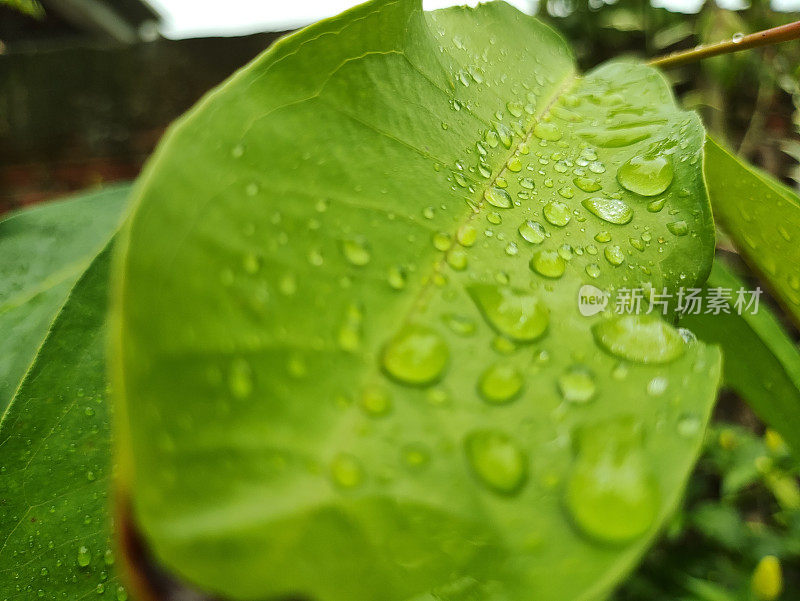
649;20;800;69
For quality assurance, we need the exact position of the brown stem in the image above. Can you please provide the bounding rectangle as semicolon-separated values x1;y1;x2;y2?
648;19;800;69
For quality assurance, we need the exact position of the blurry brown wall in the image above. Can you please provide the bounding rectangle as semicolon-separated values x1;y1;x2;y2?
0;31;288;213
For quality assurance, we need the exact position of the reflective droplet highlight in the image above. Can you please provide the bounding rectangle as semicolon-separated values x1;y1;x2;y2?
485;186;513;209
558;366;596;404
543;201;571;226
530;249;566;279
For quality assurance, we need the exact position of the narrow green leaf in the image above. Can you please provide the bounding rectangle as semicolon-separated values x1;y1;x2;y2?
0;185;129;415
113;2;720;600
704;137;800;325
0;246;125;601
681;259;800;455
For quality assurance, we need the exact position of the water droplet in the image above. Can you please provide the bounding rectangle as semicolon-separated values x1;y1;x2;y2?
433;232;452;251
732;31;745;43
507;101;524;117
360;386;391;416
443;313;477;336
77;546;91;568
381;325;449;386
447;248;468;271
565;420;659;544
388;265;407;290
331;454;364;489
507;156;523;172
464;430;528;495
402;443;431;470
530;249;566;279
543;201;571;226
338;303;363;351
558;366;596;403
593;315;685;364
520;177;535;189
518;220;546;244
534;122;562;141
667;220;688;236
468;285;549;342
485;187;513;209
604;245;625;266
479;363;524;404
647;197;666;212
646;376;668;396
585;263;601;278
677;414;701;438
582;197;633;225
457;223;478;247
228;359;253;398
617;153;674;196
573;177;602;192
594;231;611;243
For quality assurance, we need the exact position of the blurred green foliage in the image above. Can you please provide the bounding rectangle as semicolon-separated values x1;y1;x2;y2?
0;0;43;19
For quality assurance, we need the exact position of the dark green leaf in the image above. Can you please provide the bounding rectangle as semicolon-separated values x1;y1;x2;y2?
681;259;800;456
704;137;800;325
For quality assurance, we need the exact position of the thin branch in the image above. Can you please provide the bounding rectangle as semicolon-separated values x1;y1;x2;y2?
649;20;800;69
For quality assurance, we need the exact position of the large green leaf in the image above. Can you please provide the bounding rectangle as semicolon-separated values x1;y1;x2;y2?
0;246;127;601
682;258;800;455
704;137;800;325
113;1;721;600
0;185;129;414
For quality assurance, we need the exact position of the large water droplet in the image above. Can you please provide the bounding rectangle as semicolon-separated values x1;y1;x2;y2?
593;315;685;364
468;285;549;342
565;420;659;544
464;430;528;495
604;245;625;266
617;153;674;197
341;238;371;266
77;546;91;568
381;325;449;386
479;363;524;404
582;197;633;225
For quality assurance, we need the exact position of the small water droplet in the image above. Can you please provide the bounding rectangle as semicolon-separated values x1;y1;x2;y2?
604;245;625;266
543;201;571;226
518;220;547;244
381;325;449;386
484;187;513;209
479;363;524;404
457;223;478;247
507;101;524;117
77;546;91;568
447;248;468;271
360;385;391;416
530;249;566;279
388;265;407;290
667;220;688;236
464;430;528;495
433;232;452;251
228;359;253;398
507;156;523;172
558;366;596;404
330;454;364;489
